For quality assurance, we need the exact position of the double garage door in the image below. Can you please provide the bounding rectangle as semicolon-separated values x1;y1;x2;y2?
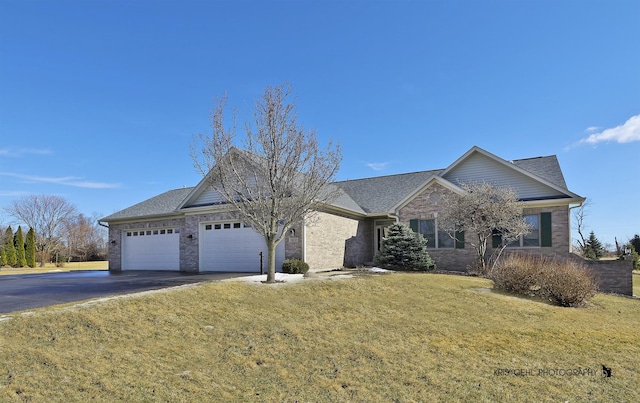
121;222;284;272
199;221;285;272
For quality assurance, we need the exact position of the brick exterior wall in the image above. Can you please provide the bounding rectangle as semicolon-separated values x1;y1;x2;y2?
303;211;368;270
570;254;634;295
397;183;574;272
344;219;374;267
285;223;303;261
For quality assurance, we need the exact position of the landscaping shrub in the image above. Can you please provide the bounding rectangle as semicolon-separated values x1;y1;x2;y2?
490;254;598;307
538;260;599;307
374;223;434;271
489;254;543;295
281;259;309;274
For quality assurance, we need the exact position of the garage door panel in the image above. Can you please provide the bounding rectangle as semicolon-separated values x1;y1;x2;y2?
122;230;179;271
200;223;284;272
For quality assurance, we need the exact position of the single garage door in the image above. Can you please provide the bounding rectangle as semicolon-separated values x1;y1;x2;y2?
121;228;180;270
199;221;285;272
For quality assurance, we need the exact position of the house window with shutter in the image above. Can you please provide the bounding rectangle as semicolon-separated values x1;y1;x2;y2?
497;212;552;248
410;219;463;249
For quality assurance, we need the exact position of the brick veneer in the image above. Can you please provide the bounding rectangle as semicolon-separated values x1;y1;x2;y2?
397;183;575;271
304;211;364;270
570;254;634;295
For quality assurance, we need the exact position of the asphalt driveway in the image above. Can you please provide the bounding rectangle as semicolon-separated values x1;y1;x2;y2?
0;270;250;314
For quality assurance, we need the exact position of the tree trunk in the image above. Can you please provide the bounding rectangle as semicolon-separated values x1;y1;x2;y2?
266;237;277;283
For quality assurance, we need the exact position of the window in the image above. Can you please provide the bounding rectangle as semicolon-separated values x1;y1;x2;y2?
419;219;436;248
214;224;221;230
410;219;460;249
523;215;540;246
224;223;231;229
153;230;159;235
233;222;241;229
205;224;212;230
499;212;552;248
160;229;166;234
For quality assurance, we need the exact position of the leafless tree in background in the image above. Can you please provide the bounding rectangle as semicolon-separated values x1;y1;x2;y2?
4;194;77;266
572;199;591;255
62;213;107;261
192;83;342;282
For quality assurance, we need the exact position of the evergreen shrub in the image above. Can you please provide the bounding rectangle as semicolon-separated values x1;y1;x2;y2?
281;259;309;274
374;223;434;271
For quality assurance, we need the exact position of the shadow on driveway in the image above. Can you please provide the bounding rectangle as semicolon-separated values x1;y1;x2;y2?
0;270;253;314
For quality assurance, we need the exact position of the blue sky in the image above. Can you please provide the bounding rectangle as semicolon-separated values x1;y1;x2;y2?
1;0;638;248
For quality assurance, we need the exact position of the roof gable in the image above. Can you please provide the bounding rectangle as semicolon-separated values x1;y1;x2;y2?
334;170;441;214
439;147;575;201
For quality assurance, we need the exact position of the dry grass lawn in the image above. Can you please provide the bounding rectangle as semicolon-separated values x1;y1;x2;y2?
0;261;107;276
1;272;638;401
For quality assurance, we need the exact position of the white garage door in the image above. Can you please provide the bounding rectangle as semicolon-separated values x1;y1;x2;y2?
199;222;285;272
121;228;180;271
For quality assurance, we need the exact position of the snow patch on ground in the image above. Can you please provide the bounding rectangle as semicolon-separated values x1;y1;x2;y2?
228;272;305;284
368;267;392;273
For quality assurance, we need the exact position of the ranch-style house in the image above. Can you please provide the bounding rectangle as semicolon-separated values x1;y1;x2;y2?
100;146;585;273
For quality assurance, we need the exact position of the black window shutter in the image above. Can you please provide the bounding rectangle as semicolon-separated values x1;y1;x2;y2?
540;212;552;247
455;231;465;249
409;219;419;233
492;229;502;248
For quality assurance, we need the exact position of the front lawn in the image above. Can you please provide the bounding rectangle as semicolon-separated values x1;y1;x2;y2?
1;273;638;401
0;261;107;276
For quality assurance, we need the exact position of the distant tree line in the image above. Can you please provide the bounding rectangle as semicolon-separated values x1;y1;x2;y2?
0;226;37;268
1;194;107;267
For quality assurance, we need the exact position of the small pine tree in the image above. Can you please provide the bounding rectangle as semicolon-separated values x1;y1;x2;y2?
0;230;5;267
629;234;640;256
26;227;37;268
374;223;434;271
3;227;17;267
584;231;604;260
15;226;27;267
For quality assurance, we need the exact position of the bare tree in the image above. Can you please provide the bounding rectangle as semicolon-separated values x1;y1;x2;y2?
572;199;590;255
62;213;107;261
4;195;77;266
439;182;531;274
192;83;342;282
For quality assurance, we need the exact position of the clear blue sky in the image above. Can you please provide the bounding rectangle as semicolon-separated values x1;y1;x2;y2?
1;0;638;248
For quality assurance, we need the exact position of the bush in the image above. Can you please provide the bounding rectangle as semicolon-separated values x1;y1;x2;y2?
281;259;309;274
490;254;598;307
374;223;434;271
489;254;543;295
538;261;599;307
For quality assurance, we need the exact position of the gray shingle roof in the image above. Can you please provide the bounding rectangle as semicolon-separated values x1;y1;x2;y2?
512;155;568;189
101;152;572;222
334;170;441;214
101;187;194;222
